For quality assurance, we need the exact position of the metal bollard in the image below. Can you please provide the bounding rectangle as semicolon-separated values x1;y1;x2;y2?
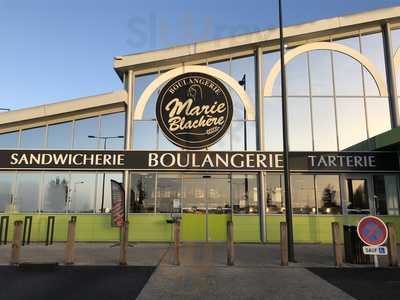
331;222;343;267
227;221;234;266
65;220;76;265
280;222;288;266
174;220;181;266
0;216;9;245
119;221;129;266
387;223;398;267
10;221;23;265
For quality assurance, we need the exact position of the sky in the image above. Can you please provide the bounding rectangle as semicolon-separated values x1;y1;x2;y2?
1;0;400;110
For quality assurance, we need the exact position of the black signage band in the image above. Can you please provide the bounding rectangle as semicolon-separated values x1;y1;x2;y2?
0;150;398;172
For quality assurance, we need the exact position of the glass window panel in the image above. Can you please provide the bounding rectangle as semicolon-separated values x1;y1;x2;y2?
312;97;338;151
0;131;18;148
363;67;380;96
208;126;231;151
381;175;399;215
96;172;123;213
15;172;40;212
69;173;96;213
231;121;245;151
73;117;100;149
288;97;312;151
264;97;283;151
0;172;14;212
263;51;281;96
333;52;363;96
334;36;360;51
265;173;284;214
336;98;367;150
315;175;341;214
47;122;72;149
42;173;69;212
291;175;316;214
309;50;334;96
286;53;309;96
366;97;391;137
135;73;158;120
391;28;400;52
361;32;386;85
156;173;181;213
133;121;157;150
232;174;258;214
231;56;256;119
346;178;369;213
158;128;180;150
99;112;125;150
246;121;256;151
20;127;45;149
130;173;155;213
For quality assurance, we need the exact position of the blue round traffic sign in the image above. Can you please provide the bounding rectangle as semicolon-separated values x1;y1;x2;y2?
357;216;388;246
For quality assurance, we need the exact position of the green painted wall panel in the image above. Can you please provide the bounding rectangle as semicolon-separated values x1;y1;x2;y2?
181;214;206;241
2;213;400;243
233;215;260;242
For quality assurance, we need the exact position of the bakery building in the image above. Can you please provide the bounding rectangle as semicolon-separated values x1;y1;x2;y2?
1;6;400;243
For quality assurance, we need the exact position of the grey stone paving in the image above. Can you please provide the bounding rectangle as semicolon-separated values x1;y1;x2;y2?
138;266;354;300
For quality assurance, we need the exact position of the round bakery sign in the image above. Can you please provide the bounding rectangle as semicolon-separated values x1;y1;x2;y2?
156;72;233;150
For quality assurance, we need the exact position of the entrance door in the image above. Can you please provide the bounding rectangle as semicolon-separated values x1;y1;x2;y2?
181;174;231;241
341;175;374;214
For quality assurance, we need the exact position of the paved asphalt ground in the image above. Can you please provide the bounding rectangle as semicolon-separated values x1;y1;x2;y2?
0;265;155;300
0;243;399;299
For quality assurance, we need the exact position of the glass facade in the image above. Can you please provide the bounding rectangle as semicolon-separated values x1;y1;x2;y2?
0;19;398;238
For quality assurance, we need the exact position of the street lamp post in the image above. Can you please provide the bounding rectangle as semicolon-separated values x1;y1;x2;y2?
88;135;124;213
278;0;295;262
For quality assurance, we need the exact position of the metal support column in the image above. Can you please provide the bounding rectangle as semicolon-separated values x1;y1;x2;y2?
382;22;400;128
255;47;266;243
124;70;134;221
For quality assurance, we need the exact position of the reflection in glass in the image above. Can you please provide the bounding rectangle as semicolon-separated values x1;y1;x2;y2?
286;53;309;96
231;56;256;119
0;131;19;149
288;97;312;151
361;32;386;85
133;121;157;150
336;98;367;150
232;174;258;214
263;51;281;96
265;173;284;214
99;113;125;150
291;175;316;214
47;122;72;149
207;176;231;214
374;175;399;215
42;173;69;212
208;127;230;151
315;175;341;214
96;172;123;213
73;117;100;149
135;73;158;120
346;179;369;213
20;127;45;149
333;52;363;96
0;172;14;212
309;50;334;96
69;173;96;213
366;98;391;138
16;172;40;212
130;173;155;213
312;97;338;151
157;174;181;213
182;176;206;213
264;97;283;151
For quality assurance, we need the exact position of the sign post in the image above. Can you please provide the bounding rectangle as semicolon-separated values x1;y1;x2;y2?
357;216;388;268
